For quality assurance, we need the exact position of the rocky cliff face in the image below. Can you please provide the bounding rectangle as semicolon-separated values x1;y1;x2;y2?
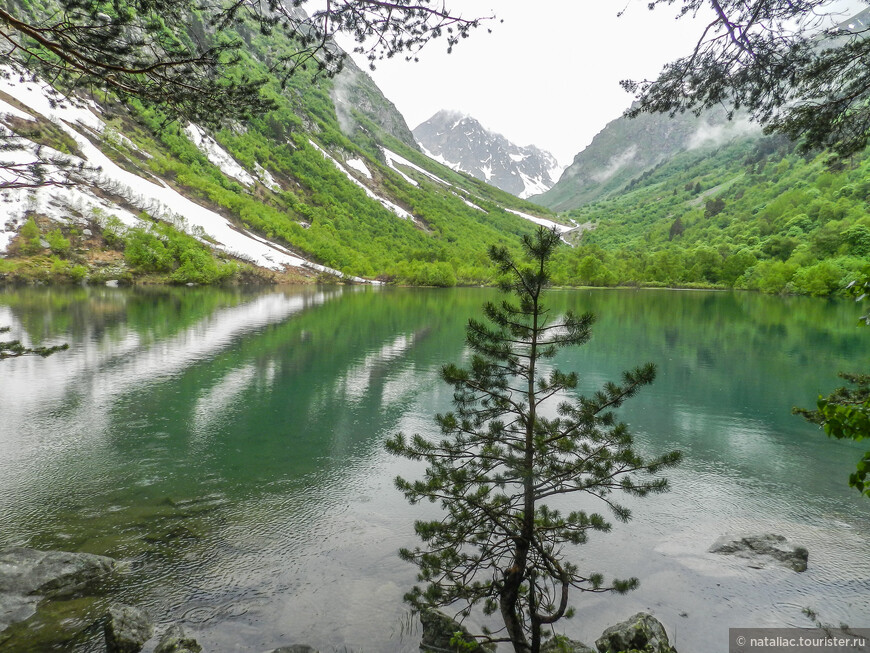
413;110;563;199
331;56;419;150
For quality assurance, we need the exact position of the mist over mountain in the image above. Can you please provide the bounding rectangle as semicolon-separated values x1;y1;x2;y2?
532;7;870;214
531;107;761;211
413;110;564;199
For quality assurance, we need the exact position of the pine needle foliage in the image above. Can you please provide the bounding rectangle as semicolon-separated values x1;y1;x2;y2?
622;0;870;161
386;226;682;653
0;326;68;359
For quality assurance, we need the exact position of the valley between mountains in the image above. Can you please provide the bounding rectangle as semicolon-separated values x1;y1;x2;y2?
1;7;869;297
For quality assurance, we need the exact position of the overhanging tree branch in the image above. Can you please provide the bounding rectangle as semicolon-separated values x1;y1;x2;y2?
0;0;492;185
622;0;870;159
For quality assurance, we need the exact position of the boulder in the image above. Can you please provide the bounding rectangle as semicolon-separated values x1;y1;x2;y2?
0;547;115;632
156;624;202;653
542;637;596;652
0;546;115;597
419;608;495;653
263;647;320;653
595;612;676;653
104;603;154;653
709;534;808;572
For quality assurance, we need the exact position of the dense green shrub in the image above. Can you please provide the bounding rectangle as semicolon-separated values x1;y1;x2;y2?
742;260;797;294
100;214;127;249
396;260;457;287
790;261;844;296
118;220;238;283
46;229;71;257
19;218;42;255
124;229;174;272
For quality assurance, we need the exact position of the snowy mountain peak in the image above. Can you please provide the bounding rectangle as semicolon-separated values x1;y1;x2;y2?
413;111;563;199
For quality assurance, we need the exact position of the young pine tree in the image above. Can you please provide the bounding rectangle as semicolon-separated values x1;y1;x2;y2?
386;227;682;653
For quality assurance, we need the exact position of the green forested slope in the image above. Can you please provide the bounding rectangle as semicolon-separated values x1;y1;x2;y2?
2;4;562;286
120;30;562;285
532;109;716;211
6;1;864;296
547;136;870;295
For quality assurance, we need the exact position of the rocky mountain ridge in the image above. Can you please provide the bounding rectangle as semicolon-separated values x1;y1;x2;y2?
413;110;563;199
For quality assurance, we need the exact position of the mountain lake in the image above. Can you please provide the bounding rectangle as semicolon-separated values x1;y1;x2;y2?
0;285;868;652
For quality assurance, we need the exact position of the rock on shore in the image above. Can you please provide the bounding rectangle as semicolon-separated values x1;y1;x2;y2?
0;546;115;632
155;623;203;653
595;612;676;653
104;603;154;653
419;608;495;653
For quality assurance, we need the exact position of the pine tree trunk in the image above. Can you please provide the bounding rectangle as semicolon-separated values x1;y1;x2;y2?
500;567;531;653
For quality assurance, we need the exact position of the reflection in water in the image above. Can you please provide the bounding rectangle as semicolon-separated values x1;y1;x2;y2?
0;286;868;652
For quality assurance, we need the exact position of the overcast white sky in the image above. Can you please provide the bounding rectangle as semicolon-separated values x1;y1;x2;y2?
333;0;714;165
335;0;864;166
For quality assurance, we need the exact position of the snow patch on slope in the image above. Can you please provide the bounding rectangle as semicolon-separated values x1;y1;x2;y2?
184;123;256;186
345;157;371;178
254;162;281;191
517;171;551;200
452;192;485;212
418;144;460;171
0;96;37;122
309;139;412;220
504;208;572;233
382;147;453;186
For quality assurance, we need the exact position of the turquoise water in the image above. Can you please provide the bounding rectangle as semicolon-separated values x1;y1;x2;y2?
0;286;868;652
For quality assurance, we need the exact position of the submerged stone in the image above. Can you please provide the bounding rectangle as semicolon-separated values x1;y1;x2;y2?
709;534;808;572
0;595;103;653
0;547;115;633
104;603;154;653
155;623;202;653
0;546;115;597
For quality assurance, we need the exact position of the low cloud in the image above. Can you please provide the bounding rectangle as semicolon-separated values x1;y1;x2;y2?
591;145;638;183
687;117;760;149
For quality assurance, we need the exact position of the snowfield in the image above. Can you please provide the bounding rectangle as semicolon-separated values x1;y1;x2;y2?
381;147;453;187
504;208;573;233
